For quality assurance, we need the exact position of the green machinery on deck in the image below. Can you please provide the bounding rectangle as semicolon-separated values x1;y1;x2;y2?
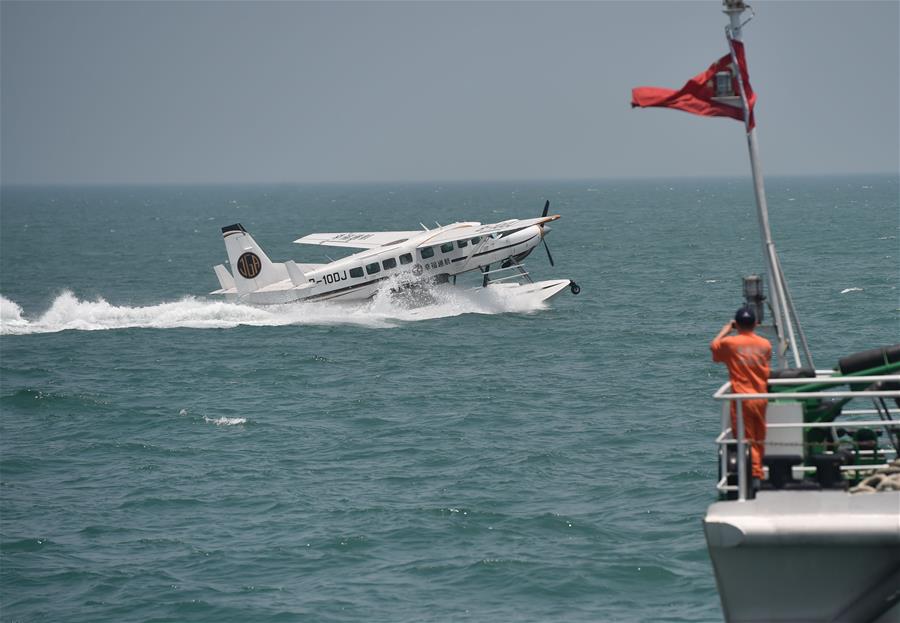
770;345;900;473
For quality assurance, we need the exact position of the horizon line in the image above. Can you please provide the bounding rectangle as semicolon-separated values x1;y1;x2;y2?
2;171;898;190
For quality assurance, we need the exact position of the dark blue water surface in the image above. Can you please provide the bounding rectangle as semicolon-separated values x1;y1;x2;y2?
1;175;897;622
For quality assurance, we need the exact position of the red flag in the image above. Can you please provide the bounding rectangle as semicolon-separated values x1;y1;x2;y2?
631;40;756;130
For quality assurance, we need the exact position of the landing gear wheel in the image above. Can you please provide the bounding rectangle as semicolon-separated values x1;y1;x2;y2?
570;282;581;295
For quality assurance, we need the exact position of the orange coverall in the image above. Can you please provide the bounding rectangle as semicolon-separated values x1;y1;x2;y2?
711;331;772;479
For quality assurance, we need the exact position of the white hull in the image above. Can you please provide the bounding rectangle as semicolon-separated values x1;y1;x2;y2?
704;490;900;622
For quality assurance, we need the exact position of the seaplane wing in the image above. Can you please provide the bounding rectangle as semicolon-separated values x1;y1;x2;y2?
293;231;422;249
417;215;560;247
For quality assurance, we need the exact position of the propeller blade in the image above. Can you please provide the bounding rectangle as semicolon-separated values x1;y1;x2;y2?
541;200;550;218
542;239;555;267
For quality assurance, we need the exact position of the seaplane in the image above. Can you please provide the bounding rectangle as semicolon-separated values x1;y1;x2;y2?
210;201;580;305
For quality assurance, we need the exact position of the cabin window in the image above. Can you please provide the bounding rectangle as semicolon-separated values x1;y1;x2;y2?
440;242;454;253
349;267;364;278
471;236;481;245
382;257;397;270
420;247;435;259
457;239;468;248
399;253;413;265
366;262;381;275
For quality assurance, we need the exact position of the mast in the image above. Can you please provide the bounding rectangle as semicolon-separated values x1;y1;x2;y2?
722;0;814;370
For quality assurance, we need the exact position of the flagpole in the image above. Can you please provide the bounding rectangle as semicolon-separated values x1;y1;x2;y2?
723;0;809;370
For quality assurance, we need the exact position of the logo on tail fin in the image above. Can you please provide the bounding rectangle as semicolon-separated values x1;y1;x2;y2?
237;252;262;279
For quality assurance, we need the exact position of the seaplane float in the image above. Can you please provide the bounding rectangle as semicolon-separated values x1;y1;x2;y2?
210;201;580;305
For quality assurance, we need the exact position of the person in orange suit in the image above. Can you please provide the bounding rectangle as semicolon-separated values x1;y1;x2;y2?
711;307;772;486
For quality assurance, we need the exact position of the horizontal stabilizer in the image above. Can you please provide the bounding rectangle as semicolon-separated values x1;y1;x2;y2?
285;260;307;286
214;264;235;290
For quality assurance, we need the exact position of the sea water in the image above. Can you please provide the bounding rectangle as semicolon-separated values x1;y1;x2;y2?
1;176;897;622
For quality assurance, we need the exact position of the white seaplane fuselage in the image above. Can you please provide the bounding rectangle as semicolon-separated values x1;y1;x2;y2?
210;216;573;305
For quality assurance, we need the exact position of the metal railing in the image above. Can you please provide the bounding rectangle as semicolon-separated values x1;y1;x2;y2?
713;373;900;501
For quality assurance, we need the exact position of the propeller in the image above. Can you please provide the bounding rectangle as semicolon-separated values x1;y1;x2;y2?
542;237;555;266
540;200;555;266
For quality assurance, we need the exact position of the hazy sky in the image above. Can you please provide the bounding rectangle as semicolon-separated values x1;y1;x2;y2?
2;1;898;185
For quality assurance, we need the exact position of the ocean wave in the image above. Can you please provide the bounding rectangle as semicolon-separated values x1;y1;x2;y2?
203;416;247;426
1;295;27;327
0;388;109;410
0;282;547;335
2;537;53;552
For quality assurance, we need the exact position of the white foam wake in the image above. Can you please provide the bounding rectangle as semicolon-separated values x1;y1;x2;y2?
179;408;247;427
204;416;247;426
1;296;28;329
0;282;547;335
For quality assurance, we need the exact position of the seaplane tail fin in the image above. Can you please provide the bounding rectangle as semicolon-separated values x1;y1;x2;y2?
221;224;289;295
213;264;236;291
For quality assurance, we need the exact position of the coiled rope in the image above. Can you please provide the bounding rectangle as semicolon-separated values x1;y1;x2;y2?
849;459;900;494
